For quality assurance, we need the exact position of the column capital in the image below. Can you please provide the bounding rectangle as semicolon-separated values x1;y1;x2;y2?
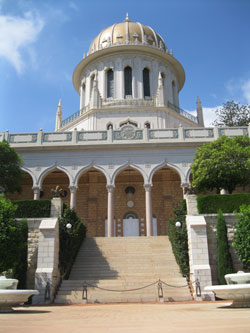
32;185;41;192
144;184;152;192
69;185;78;192
180;182;189;189
106;184;115;192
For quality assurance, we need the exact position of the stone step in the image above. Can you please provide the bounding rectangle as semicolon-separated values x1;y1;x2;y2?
55;236;192;304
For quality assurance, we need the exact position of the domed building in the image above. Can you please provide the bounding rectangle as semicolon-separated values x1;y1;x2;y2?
7;15;211;238
4;14;247;303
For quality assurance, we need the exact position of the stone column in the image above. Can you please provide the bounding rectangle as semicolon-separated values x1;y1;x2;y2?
33;186;40;200
69;185;77;209
107;185;115;237
144;184;153;236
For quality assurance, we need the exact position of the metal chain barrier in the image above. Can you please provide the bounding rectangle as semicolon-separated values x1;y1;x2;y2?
82;278;196;293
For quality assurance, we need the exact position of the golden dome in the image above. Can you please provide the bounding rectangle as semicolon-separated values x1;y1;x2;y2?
89;14;167;54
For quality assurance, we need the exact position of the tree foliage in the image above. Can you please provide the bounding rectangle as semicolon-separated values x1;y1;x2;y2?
213;100;250;127
233;205;250;270
191;136;250;194
0;194;28;287
216;210;233;284
0;140;23;194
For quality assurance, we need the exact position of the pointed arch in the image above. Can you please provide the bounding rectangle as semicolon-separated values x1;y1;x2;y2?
149;161;185;185
74;163;110;187
185;167;192;184
21;167;37;187
37;164;73;188
111;162;148;186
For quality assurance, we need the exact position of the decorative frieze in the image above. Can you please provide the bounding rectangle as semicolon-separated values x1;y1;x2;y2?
113;125;143;140
8;133;37;144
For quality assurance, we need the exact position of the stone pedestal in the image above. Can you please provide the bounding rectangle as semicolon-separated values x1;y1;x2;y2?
50;197;63;217
186;215;214;301
32;218;60;304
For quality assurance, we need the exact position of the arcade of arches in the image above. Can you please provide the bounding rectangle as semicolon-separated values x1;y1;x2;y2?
10;166;183;237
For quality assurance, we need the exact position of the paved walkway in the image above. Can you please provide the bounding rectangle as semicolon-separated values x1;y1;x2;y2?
0;302;250;333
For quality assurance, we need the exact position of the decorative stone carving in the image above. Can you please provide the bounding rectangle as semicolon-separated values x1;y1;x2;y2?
113;126;143;140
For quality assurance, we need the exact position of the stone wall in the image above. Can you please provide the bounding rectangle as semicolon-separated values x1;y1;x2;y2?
205;214;243;284
17;218;43;289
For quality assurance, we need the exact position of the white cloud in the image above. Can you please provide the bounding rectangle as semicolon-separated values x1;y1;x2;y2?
225;77;250;105
188;106;220;127
0;11;44;73
68;1;78;11
242;79;250;104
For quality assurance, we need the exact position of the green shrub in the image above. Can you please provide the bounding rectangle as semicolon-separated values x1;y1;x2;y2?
14;200;51;218
59;208;87;278
168;200;189;276
0;195;28;288
197;193;250;214
216;210;233;284
233;205;250;270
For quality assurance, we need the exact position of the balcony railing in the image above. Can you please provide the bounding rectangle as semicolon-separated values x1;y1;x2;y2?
168;102;198;123
60;100;198;129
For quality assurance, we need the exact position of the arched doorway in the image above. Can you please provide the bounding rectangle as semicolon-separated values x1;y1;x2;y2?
152;165;182;235
77;167;107;237
42;169;70;206
114;166;145;237
8;171;33;200
123;212;139;237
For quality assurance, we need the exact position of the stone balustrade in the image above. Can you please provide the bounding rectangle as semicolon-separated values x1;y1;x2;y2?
1;125;249;148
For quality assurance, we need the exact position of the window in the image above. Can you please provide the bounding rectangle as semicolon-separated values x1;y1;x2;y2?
172;80;176;105
124;66;132;97
143;68;150;97
144;122;150;129
107;123;113;130
161;72;165;86
107;69;114;98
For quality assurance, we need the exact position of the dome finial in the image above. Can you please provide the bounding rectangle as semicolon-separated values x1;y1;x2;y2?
124;12;131;22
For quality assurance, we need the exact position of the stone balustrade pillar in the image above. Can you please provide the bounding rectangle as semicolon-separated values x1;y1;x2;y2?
144;184;153;236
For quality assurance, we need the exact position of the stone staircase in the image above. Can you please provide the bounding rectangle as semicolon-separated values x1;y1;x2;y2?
55;236;192;303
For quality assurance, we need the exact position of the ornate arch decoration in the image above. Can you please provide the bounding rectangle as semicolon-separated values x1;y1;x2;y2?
107;122;113;130
74;162;110;187
21;167;37;187
37;164;73;188
149;160;185;185
119;119;138;128
111;161;148;186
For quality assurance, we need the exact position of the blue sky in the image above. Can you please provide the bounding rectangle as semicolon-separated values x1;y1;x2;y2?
0;0;250;132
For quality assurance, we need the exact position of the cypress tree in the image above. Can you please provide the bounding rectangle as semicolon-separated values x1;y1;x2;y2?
216;209;233;284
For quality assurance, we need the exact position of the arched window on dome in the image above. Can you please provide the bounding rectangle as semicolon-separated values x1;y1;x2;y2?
124;66;132;98
172;80;177;105
144;122;151;129
107;69;114;98
161;72;165;86
90;73;95;99
143;68;150;98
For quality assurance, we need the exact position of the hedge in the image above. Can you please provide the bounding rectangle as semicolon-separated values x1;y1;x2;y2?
13;200;51;218
168;200;189;276
59;208;87;279
197;194;250;214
